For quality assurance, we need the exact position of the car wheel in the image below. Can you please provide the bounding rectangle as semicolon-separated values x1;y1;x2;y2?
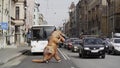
79;50;82;58
81;53;84;58
79;53;82;57
107;50;111;54
79;50;84;58
71;49;74;52
101;55;105;59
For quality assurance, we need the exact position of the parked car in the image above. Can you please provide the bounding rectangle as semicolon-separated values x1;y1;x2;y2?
71;40;81;52
78;37;106;58
107;38;120;54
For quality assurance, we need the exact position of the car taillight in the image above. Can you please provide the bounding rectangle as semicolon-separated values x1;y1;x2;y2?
69;43;72;45
69;45;72;48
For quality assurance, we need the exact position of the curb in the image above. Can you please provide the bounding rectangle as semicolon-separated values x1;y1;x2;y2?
0;50;28;65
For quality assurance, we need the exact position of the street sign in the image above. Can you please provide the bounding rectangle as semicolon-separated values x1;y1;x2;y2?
0;22;8;30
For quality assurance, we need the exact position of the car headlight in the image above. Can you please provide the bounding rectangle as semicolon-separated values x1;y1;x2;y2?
74;46;78;48
99;47;104;50
84;47;90;50
105;45;108;48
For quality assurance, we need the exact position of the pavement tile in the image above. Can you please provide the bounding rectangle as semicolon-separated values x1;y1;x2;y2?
0;45;30;65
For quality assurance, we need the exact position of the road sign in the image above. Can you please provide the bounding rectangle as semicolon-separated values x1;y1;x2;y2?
0;22;8;30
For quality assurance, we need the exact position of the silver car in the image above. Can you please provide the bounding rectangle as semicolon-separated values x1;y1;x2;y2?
108;38;120;54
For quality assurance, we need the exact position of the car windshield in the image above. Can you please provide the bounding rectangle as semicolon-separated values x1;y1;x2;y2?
114;39;120;43
69;38;79;42
84;38;103;45
72;40;80;45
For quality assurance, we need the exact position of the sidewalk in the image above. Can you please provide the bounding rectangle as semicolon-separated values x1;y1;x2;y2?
0;44;30;65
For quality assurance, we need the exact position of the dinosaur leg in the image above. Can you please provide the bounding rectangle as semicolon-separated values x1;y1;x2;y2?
54;51;61;62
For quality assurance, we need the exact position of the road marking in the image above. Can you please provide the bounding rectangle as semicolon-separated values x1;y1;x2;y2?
71;66;75;68
58;48;70;60
58;48;67;60
63;51;70;60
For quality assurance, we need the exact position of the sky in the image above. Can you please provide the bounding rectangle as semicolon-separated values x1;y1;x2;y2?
38;0;79;27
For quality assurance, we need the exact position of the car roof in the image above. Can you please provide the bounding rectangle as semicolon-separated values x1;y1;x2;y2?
84;37;100;39
111;38;120;39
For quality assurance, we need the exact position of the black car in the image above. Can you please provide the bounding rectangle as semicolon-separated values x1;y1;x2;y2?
78;37;106;58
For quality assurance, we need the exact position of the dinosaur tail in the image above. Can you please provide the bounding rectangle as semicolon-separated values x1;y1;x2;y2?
32;59;48;63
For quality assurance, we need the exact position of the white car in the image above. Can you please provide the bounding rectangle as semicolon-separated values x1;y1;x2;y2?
108;38;120;54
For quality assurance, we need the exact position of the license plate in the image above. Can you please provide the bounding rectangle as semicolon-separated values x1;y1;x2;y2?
74;49;77;51
91;50;99;53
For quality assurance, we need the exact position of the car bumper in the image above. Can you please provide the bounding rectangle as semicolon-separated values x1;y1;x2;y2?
31;48;44;53
72;48;79;52
113;49;120;54
82;50;105;56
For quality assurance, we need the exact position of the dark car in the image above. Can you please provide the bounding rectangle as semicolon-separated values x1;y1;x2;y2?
71;40;81;52
78;37;106;58
103;39;112;53
65;38;80;50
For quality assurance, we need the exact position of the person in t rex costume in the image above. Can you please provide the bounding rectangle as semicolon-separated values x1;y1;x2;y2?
32;30;65;63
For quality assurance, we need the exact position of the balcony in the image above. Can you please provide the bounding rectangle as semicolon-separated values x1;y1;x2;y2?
11;17;25;26
14;19;24;26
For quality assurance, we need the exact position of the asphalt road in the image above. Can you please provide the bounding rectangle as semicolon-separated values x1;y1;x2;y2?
61;48;120;68
1;48;120;68
1;48;78;68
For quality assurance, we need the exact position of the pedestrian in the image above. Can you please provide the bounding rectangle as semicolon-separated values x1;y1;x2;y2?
27;30;31;46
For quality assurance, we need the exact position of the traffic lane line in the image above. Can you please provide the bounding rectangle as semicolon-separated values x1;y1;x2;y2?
58;48;70;60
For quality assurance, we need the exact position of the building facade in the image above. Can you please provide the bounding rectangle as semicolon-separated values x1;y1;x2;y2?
69;2;77;37
66;0;109;37
87;0;108;36
77;0;88;35
25;0;34;31
14;0;26;44
33;0;40;25
64;20;71;37
107;0;120;37
0;0;27;48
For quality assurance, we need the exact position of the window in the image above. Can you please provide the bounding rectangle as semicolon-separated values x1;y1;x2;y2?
34;15;35;19
16;6;19;19
15;26;20;34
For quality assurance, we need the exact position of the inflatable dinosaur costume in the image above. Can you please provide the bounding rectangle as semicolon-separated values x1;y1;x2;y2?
32;30;65;63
